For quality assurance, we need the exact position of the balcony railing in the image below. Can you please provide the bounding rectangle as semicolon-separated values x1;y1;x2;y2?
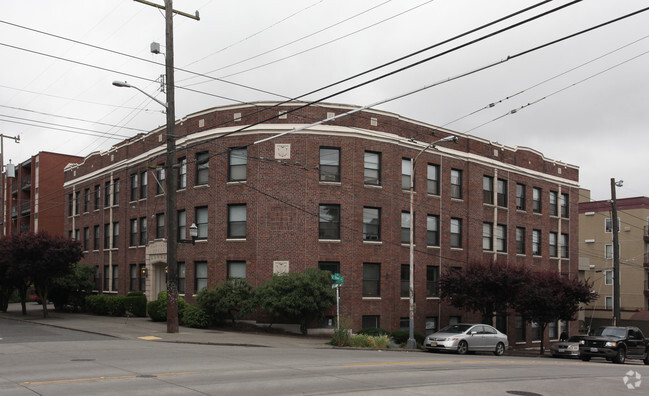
21;180;31;191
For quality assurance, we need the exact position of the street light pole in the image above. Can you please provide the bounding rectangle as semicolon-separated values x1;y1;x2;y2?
407;135;457;349
610;178;622;326
122;0;198;333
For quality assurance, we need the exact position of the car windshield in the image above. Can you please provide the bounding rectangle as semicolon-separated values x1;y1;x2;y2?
594;327;627;338
438;324;472;333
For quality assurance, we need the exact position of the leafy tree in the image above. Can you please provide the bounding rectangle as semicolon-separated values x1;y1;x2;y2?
0;232;83;318
512;271;597;354
256;268;336;334
196;279;255;325
439;262;531;324
49;263;96;312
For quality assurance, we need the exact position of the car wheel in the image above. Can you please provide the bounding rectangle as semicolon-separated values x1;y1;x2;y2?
643;353;649;365
613;347;626;364
493;342;505;356
457;340;468;355
580;355;591;362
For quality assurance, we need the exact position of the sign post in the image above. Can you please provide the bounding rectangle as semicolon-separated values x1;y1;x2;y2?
332;273;343;330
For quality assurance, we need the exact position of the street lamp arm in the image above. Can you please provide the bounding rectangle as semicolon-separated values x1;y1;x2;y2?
112;81;168;109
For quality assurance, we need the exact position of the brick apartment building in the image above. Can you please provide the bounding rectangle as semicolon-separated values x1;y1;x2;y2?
579;194;649;331
2;151;82;237
63;102;580;346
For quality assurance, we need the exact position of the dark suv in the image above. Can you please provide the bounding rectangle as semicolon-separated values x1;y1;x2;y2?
579;326;649;364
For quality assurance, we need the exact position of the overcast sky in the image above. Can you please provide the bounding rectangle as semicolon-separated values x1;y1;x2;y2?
1;0;648;201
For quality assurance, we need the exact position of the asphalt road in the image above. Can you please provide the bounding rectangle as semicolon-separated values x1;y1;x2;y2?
1;318;648;395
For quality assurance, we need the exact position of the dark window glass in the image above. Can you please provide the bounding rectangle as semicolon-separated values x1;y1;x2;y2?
228;204;247;238
363;207;380;241
451;169;462;199
362;263;380;297
483;176;493;204
426;266;439;297
427;215;439;246
427;164;439;195
318;204;340;239
196;151;209;185
229;148;247;182
400;264;409;298
319;147;340;182
516;183;526;210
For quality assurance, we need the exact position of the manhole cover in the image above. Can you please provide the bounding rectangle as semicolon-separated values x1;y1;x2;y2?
70;359;96;362
507;391;543;396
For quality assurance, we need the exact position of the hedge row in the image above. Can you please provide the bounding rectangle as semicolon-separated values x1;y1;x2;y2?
85;292;147;317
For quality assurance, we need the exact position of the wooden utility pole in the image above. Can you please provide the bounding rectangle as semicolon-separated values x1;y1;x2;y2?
135;0;199;333
610;178;621;326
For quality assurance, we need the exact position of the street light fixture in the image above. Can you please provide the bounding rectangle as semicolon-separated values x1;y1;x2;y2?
407;135;458;349
112;81;167;109
179;223;198;245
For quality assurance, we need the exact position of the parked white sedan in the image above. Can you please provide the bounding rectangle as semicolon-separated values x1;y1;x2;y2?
424;323;508;356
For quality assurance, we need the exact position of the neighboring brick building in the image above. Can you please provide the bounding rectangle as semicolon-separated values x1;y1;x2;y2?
63;102;580;346
2;151;82;237
578;194;649;330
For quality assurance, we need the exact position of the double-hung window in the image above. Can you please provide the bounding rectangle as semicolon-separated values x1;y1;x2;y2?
178;262;186;294
427;215;439;246
195;206;208;239
401;158;412;190
112;222;119;249
516;183;526;210
178;210;186;241
196;151;209;185
93;225;100;251
549;232;558;257
104;181;111;207
451;169;462;199
483;176;494;204
364;151;380;186
319;147;340;182
532;229;541;255
549;191;558;216
426;266;439;297
362;263;380;297
482;222;493;251
94;184;100;210
194;261;208;293
401;211;411;244
497;179;507;207
228;204;247;239
140;171;147;199
227;261;247;280
560;233;569;258
533;187;542;213
318;204;340;239
400;265;409;298
156;165;165;195
496;224;507;252
229;148;247;182
362;207;380;241
427;164;439;195
84;188;90;213
129;219;138;247
112;179;119;207
156;213;165;239
516;227;525;254
139;217;147;246
130;173;138;201
560;193;569;218
178;157;187;189
450;218;462;248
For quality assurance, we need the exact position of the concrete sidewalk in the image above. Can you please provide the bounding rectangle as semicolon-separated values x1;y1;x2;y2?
0;302;331;349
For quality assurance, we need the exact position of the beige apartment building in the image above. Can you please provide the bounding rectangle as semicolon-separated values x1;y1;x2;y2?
579;191;649;330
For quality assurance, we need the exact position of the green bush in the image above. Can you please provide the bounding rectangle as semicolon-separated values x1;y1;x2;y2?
197;280;254;326
147;291;187;322
125;292;147;317
348;334;391;348
329;316;352;347
85;294;110;315
357;327;389;337
181;305;210;328
390;330;425;346
106;296;126;317
147;299;166;321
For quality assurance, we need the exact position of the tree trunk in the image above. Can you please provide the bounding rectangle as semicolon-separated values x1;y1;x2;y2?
19;284;28;315
539;322;548;355
39;287;49;318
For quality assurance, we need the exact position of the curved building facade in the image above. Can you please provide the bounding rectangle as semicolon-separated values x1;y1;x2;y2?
64;102;579;345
